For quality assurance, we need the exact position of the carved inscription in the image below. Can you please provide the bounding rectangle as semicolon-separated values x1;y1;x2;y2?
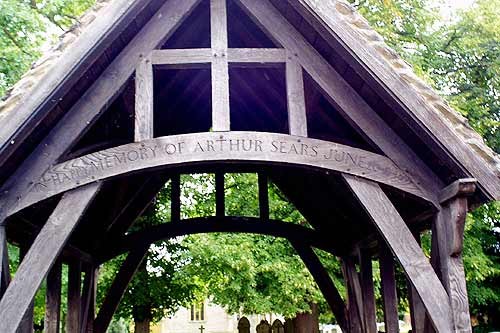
15;132;424;214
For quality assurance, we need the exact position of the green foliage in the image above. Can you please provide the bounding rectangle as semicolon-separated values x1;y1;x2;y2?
0;0;95;97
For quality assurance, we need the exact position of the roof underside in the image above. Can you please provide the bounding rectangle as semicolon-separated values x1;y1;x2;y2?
0;0;499;259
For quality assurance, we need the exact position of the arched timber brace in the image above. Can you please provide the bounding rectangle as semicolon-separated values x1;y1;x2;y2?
0;183;101;333
12;132;430;216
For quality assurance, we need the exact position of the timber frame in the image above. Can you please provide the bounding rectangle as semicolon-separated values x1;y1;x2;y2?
0;0;498;332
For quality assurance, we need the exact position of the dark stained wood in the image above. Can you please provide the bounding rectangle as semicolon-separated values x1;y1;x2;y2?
211;0;231;131
379;244;399;333
292;0;500;201
100;217;337;262
66;260;82;333
94;247;149;333
0;0;202;225
292;242;348;332
216;172;225;218
80;266;98;333
236;0;442;206
0;0;155;167
44;260;62;333
408;232;426;333
17;245;34;333
171;174;181;223
286;52;308;137
15;132;429;214
359;249;377;333
0;183;100;333
135;56;154;141
432;180;475;333
0;225;10;297
439;178;476;204
343;175;453;332
258;173;269;220
342;257;363;333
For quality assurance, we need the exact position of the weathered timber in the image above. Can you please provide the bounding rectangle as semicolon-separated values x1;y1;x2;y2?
0;0;202;224
258;173;269;220
80;266;97;333
408;232;426;333
432;179;476;333
236;0;442;205
94;247;149;333
66;260;82;333
211;0;230;131
0;0;155;167
44;260;62;333
286;52;308;137
343;175;453;332
359;249;377;333
216;172;225;218
439;178;476;205
292;242;348;332
135;56;154;141
292;0;500;200
17;245;34;333
0;225;9;297
342;257;363;333
100;217;337;262
150;48;286;66
171;174;181;223
14;132;428;214
0;183;100;333
379;244;399;333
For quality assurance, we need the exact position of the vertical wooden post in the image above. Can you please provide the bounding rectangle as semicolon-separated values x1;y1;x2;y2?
45;259;62;333
94;247;149;333
66;260;82;333
342;257;363;333
359;249;377;333
0;225;10;298
171;174;181;223
343;175;453;332
17;245;34;333
432;179;476;333
80;266;98;333
408;231;426;333
210;0;230;131
135;56;154;141
258;173;269;221
379;244;399;333
216;172;225;218
286;52;307;137
0;184;100;333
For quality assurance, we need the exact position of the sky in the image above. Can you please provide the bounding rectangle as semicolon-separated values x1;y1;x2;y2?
440;0;475;19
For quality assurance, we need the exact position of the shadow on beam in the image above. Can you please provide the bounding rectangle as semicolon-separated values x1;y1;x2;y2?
98;216;336;262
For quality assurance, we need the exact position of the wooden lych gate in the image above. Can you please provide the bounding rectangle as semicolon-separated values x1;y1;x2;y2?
0;0;498;332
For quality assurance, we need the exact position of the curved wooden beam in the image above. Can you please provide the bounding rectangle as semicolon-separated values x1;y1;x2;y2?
13;132;428;216
98;216;336;262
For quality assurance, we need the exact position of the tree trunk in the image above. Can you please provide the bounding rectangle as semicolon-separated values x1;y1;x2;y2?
134;319;150;333
289;303;319;333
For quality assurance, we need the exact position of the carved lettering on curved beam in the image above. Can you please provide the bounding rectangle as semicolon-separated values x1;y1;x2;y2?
14;132;426;214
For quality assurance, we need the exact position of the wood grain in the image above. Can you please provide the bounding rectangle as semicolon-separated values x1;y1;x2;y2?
286;52;308;137
135;57;154;141
14;132;427;214
236;0;442;206
44;260;62;333
379;244;399;333
359;249;377;333
66;260;82;333
343;175;453;332
0;183;100;333
211;0;230;131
